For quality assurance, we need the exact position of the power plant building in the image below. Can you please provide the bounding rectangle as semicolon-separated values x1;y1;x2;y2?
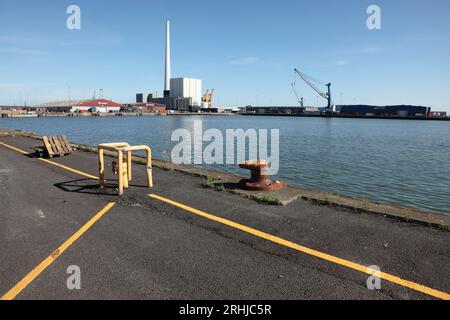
136;93;192;112
170;78;202;107
136;20;203;112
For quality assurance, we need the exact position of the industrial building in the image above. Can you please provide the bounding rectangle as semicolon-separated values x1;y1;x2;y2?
338;105;431;117
32;100;85;113
136;20;203;112
430;111;447;117
135;93;148;104
126;102;166;114
32;99;124;113
243;106;315;115
170;77;202;107
71;99;123;113
136;93;192;112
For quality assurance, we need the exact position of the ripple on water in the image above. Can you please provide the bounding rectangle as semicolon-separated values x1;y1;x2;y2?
1;116;449;214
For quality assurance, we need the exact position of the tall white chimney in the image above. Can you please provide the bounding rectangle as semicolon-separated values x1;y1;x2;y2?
164;19;171;95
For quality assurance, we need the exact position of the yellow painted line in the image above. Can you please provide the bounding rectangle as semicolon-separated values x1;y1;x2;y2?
38;158;98;180
0;140;98;180
149;193;450;300
0;141;29;154
3;140;449;299
1;202;116;300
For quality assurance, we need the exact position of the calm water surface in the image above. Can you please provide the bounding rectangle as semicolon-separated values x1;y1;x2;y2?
1;115;449;215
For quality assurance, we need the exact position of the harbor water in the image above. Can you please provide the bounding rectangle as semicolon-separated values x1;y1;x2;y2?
1;115;449;215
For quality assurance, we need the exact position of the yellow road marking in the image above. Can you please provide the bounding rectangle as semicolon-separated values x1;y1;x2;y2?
1;202;116;300
2;140;449;300
0;141;98;180
0;141;29;154
38;158;98;180
149;193;450;300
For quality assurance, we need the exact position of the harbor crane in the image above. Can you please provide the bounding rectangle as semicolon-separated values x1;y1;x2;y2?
201;89;214;109
290;82;304;108
294;68;333;111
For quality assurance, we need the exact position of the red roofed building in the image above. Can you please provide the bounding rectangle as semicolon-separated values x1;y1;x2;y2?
71;99;123;113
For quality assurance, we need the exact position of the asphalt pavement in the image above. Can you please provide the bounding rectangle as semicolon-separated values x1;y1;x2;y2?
0;135;449;300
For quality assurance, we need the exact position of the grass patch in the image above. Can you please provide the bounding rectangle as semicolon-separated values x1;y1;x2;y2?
159;163;175;172
215;184;226;192
361;198;371;209
202;174;218;187
320;194;333;205
254;193;282;205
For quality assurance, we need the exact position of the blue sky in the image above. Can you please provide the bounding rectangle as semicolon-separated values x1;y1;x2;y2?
1;0;450;110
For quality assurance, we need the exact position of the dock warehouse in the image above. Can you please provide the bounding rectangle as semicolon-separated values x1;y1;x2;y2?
339;105;431;117
71;99;123;113
244;106;313;115
33;99;124;113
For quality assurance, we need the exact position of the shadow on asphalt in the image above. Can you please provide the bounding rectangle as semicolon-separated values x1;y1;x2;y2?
25;152;41;158
54;178;116;196
54;178;151;196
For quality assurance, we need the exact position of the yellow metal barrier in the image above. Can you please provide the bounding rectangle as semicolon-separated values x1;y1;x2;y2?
98;142;153;195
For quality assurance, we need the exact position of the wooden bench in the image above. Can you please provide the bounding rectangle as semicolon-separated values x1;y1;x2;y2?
41;136;74;158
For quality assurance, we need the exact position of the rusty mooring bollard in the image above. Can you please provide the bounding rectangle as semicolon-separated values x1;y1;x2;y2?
238;160;287;191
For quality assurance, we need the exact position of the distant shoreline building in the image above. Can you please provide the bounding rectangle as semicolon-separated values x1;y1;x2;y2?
71;99;123;113
136;93;192;112
170;77;202;107
338;105;431;117
243;106;319;115
125;102;167;114
32;99;123;113
241;104;437;118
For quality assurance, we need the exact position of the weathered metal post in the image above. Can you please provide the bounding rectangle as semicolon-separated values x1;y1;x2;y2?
97;142;153;196
127;150;132;182
118;149;124;195
123;145;153;188
145;147;153;188
98;148;105;188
